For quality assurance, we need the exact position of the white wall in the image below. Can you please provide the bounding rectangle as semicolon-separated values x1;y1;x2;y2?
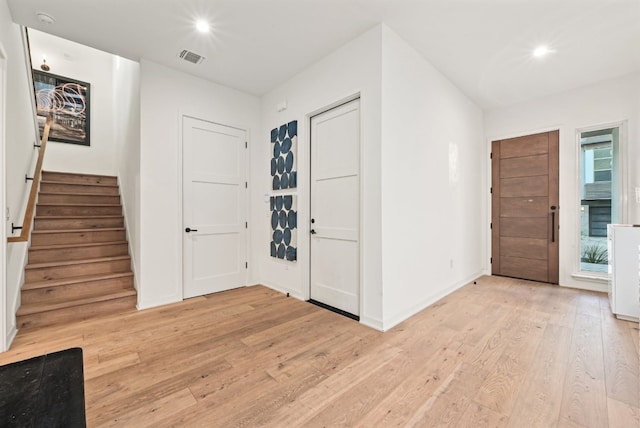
1;0;38;350
29;29;117;176
0;14;6;353
380;27;485;328
258;25;486;330
113;56;140;290
484;72;640;292
2;10;37;239
258;25;384;329
138;60;260;309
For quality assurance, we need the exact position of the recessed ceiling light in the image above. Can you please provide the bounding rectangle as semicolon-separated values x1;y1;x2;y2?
36;12;55;25
533;45;554;58
195;19;210;33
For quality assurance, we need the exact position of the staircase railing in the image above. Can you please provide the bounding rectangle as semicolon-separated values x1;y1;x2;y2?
8;116;52;243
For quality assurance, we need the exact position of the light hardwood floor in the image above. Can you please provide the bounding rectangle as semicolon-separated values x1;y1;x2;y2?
1;275;638;427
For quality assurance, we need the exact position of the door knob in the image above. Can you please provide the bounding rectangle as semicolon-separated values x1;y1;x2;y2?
185;227;198;233
310;229;317;235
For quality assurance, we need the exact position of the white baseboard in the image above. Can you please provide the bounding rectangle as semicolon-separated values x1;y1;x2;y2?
560;281;608;293
5;242;28;351
136;294;181;311
262;282;384;332
259;281;306;301
5;325;17;350
117;173;139;293
359;315;384;331
382;271;484;331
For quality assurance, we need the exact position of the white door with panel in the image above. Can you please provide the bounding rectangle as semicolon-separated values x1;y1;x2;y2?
310;99;360;316
183;116;247;298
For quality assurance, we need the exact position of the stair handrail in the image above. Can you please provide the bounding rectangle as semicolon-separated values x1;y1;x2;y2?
8;116;52;243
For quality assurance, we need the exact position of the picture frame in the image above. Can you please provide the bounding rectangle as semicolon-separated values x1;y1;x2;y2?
32;69;91;146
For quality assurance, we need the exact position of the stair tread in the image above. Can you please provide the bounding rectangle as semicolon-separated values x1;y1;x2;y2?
23;272;134;290
34;215;124;219
40;180;118;187
17;288;136;316
32;227;125;234
43;170;117;179
30;240;128;251
39;191;119;196
37;203;122;207
26;255;131;270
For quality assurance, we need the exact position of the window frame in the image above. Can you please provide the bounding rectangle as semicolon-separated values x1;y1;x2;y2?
575;121;628;278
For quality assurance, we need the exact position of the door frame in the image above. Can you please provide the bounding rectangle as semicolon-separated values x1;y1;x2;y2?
0;43;7;352
486;127;561;278
177;112;251;300
305;93;363;313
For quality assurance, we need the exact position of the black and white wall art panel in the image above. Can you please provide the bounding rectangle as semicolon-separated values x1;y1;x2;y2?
270;195;297;262
271;120;297;190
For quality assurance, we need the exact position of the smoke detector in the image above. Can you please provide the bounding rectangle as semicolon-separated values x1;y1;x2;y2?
178;50;205;65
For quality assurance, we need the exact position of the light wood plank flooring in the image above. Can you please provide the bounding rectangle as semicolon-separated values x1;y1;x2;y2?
1;275;638;427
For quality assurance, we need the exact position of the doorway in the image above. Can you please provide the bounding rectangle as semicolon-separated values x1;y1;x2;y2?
182;116;247;298
309;98;361;317
491;130;559;283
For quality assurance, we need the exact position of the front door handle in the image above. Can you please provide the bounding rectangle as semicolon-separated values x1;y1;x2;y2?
310;229;316;235
550;206;556;243
185;227;198;233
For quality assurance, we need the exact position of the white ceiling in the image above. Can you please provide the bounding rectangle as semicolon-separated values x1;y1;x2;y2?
7;0;640;109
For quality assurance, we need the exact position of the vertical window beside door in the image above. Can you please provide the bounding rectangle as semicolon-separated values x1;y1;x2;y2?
579;126;621;273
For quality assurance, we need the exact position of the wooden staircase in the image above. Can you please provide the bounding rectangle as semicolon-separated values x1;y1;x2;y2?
17;171;137;330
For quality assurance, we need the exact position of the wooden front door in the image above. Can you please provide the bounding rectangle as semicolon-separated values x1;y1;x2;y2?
491;130;559;284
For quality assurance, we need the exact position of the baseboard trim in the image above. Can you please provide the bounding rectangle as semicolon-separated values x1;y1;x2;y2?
5;325;17;351
136;295;181;311
560;281;608;294
258;282;306;302
382;271;484;331
359;315;384;331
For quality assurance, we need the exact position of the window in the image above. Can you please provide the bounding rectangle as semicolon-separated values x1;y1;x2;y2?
592;147;612;182
578;125;624;274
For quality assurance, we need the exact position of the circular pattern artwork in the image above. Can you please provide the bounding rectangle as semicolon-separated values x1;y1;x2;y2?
270;195;297;262
271;121;297;190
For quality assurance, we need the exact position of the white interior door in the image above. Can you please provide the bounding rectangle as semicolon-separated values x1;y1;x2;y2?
310;99;360;316
183;116;247;298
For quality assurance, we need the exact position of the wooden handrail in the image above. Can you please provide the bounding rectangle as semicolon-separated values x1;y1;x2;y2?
8;116;52;243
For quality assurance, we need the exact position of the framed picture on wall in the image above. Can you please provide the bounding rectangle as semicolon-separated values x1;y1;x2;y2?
32;69;91;146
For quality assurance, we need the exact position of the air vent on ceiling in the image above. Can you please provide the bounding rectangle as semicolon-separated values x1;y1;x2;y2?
178;50;205;65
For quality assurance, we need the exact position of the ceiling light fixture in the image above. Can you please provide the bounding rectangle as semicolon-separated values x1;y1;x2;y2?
195;19;210;33
36;12;55;25
533;45;554;58
40;56;50;71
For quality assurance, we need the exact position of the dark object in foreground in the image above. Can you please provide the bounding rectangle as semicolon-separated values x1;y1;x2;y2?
0;347;86;427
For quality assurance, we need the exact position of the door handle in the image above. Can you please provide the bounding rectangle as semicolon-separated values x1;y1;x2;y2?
550;206;556;243
310;229;316;235
185;227;198;233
